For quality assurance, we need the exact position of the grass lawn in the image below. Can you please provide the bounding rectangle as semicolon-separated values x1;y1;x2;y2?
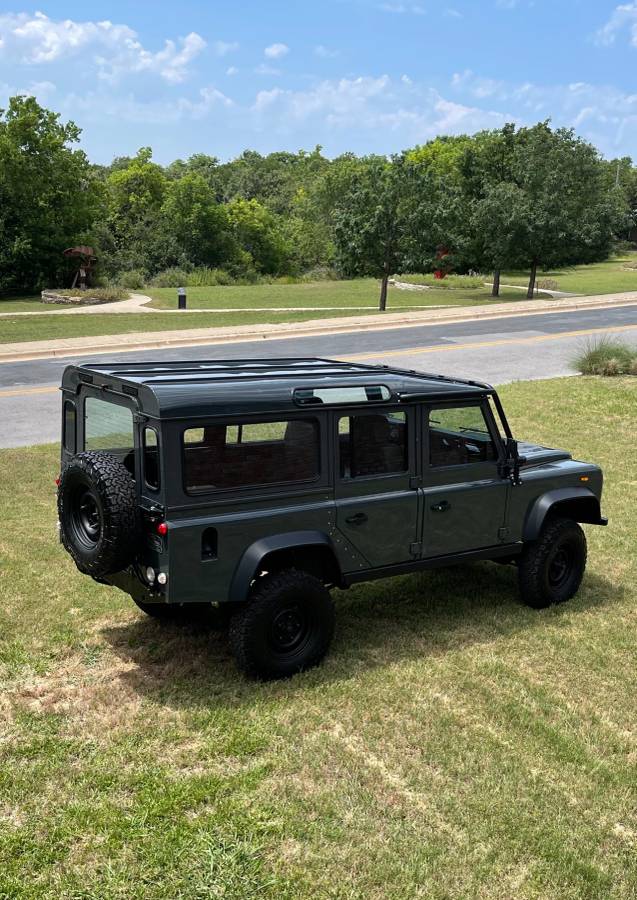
0;308;398;345
501;254;637;295
145;278;523;310
1;376;636;899
0;295;59;313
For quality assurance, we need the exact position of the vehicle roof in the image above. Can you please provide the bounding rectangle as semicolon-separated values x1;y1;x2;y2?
62;358;494;419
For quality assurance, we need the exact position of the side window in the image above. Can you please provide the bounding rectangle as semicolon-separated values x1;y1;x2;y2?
143;427;160;490
182;418;320;493
63;400;76;453
339;411;407;478
429;405;497;467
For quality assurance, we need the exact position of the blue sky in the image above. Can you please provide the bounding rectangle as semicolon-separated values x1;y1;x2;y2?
0;1;635;164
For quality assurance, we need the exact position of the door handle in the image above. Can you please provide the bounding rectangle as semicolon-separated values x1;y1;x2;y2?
431;500;450;512
345;512;368;525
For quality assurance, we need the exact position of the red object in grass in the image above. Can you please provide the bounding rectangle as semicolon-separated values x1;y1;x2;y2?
156;522;168;536
55;477;60;486
434;270;445;279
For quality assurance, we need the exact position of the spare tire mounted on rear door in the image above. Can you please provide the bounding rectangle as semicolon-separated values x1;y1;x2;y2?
58;450;140;577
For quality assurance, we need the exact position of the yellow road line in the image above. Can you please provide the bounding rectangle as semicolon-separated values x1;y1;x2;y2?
1;320;636;399
0;384;58;398
346;322;637;362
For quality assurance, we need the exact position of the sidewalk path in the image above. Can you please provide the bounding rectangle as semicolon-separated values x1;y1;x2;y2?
2;290;637;363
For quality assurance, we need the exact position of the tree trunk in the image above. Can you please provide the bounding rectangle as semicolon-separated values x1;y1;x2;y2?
527;260;538;299
491;269;500;298
379;273;389;311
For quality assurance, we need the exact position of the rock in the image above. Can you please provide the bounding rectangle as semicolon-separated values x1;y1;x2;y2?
41;290;114;306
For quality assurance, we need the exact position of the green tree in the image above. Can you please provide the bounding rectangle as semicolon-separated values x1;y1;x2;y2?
510;123;622;297
0;95;103;291
332;155;457;310
226;197;292;275
162;173;235;268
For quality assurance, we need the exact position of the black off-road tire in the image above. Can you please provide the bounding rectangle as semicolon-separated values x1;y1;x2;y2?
518;516;587;609
58;451;140;578
133;598;232;629
229;569;335;680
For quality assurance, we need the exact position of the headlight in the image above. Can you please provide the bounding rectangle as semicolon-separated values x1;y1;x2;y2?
145;566;156;584
157;572;167;586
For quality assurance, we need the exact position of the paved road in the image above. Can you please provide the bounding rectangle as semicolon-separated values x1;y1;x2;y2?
2;303;637;448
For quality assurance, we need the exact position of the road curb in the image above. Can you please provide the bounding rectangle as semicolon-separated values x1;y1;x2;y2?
2;294;637;363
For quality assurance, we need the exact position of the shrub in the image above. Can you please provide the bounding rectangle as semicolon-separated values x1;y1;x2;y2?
149;267;191;288
398;273;485;290
537;278;559;291
118;269;147;290
54;287;128;302
187;268;233;287
573;337;637;375
301;266;339;282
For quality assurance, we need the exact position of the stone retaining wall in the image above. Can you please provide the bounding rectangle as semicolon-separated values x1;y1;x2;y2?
41;290;114;306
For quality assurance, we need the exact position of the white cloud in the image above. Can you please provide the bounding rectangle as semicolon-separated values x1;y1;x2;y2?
264;42;289;59
255;63;281;76
314;44;338;58
595;3;637;46
0;11;205;83
213;40;239;56
378;3;426;12
226;66;239;76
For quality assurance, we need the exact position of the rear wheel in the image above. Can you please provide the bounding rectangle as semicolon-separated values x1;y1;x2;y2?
229;569;335;680
518;517;587;609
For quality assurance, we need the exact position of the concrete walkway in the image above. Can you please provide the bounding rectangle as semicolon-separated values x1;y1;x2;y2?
3;290;637;363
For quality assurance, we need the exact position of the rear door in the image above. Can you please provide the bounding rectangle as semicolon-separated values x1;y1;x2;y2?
334;407;420;568
422;401;509;558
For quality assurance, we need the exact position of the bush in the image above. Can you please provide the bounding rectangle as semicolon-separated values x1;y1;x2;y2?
537;278;559;291
118;270;147;290
301;266;339;282
149;267;191;288
398;273;485;290
573;337;637;375
187;268;233;287
54;287;128;302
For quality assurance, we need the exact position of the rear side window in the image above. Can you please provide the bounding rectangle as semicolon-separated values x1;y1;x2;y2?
183;418;320;493
84;397;134;453
63;400;76;453
429;405;497;467
143;427;160;490
339;412;407;478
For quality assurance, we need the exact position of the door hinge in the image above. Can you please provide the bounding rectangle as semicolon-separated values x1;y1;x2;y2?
498;526;509;541
409;475;422;489
410;542;422;557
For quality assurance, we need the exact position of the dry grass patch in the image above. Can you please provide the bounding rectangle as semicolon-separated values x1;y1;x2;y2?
1;378;636;898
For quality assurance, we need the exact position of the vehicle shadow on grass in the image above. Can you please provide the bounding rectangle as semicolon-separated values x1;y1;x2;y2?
101;563;620;710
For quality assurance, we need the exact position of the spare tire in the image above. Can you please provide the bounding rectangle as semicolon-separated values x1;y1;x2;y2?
58;451;141;577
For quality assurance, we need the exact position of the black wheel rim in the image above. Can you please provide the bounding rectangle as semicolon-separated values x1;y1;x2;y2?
269;603;310;654
70;487;102;549
548;545;572;588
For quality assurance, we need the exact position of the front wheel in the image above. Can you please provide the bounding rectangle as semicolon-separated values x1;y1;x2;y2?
518;517;587;609
229;569;335;680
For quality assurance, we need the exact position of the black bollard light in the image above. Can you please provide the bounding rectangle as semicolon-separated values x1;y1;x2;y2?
178;287;187;310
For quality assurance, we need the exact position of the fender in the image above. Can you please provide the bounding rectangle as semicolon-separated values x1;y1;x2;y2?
229;530;338;603
523;487;607;541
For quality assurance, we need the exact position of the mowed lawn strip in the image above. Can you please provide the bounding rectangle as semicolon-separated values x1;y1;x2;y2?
145;278;523;310
500;254;637;295
0;376;636;898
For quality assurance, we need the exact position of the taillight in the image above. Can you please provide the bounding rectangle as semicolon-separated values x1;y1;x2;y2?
156;522;168;536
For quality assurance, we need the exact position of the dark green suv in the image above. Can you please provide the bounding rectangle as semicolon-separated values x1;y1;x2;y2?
58;357;607;679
